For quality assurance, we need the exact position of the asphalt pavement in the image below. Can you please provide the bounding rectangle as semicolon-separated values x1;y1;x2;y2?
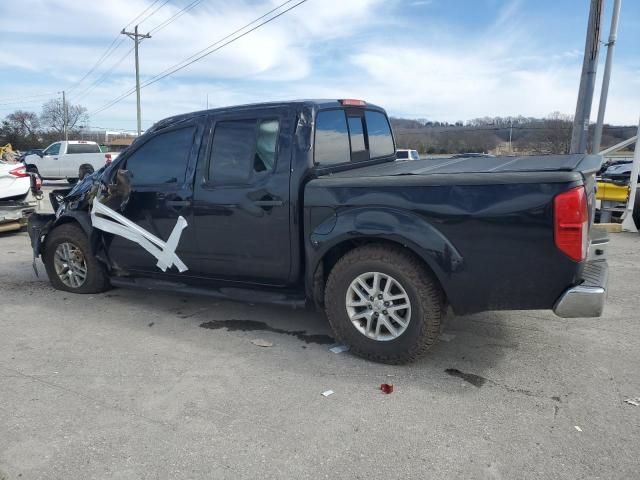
0;182;639;479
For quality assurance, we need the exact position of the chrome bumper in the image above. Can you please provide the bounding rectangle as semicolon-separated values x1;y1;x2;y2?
553;233;609;318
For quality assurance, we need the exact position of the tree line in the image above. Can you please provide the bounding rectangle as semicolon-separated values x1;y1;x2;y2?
391;112;635;155
0;99;87;150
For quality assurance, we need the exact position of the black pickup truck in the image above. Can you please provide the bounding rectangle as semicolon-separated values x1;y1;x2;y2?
28;99;609;364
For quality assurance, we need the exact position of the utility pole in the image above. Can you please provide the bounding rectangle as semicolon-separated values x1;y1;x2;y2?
508;118;513;154
570;0;604;154
121;25;151;136
593;0;622;154
61;90;68;141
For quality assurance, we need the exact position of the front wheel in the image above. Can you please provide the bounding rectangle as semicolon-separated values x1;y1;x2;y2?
43;223;110;294
324;245;443;364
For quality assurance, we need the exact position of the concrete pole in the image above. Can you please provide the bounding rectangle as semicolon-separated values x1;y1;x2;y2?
570;0;604;154
621;117;640;232
593;0;622;154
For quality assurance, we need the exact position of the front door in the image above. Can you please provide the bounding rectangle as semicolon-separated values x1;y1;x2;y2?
190;108;293;285
40;142;61;178
105;120;203;275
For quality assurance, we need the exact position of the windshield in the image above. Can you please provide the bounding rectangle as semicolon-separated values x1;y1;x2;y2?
410;151;420;160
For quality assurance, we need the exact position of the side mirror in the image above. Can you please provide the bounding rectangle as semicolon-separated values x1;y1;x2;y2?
37;152;44;157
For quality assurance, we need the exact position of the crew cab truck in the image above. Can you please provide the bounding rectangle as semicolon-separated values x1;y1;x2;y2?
24;140;117;183
27;99;609;364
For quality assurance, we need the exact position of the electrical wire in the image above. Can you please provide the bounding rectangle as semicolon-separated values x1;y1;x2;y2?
149;0;204;34
89;0;307;116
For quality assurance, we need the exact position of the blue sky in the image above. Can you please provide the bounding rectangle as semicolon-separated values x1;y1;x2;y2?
1;0;638;131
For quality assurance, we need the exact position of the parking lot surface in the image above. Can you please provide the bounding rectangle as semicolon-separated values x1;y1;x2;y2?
1;184;639;479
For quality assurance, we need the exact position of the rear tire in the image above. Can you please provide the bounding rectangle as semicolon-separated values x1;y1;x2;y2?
26;165;39;175
43;223;110;294
324;244;443;364
67;178;78;185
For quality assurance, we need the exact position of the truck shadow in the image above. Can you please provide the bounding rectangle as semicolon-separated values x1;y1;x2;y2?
93;286;525;386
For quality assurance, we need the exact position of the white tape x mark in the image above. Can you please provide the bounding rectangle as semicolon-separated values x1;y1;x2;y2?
90;201;188;272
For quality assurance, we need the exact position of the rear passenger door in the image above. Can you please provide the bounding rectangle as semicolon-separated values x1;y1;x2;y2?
190;108;293;285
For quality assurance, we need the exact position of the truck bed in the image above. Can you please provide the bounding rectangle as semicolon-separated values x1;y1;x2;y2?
305;154;601;315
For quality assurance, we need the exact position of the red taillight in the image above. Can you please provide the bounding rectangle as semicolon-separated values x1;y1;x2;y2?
9;166;29;178
339;99;366;106
554;186;588;262
105;153;112;165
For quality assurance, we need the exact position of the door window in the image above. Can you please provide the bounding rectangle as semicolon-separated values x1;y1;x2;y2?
44;143;61;156
126;126;195;185
208;118;279;185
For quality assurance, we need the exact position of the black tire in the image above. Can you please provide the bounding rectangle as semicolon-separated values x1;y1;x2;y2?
67;178;78;185
633;189;640;230
78;164;94;179
324;244;443;364
25;165;39;175
43;223;110;294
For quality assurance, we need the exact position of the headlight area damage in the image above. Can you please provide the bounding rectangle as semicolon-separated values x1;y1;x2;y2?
27;169;189;277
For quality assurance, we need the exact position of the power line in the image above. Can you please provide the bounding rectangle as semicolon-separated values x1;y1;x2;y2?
137;0;172;27
0;92;58;106
89;0;307;117
149;0;204;34
65;0;170;95
70;46;135;103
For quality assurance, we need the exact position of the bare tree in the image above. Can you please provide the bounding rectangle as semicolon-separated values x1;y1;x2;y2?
6;110;40;137
40;99;88;134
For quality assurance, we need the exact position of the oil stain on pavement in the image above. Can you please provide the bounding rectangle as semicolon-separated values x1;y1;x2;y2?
200;319;334;345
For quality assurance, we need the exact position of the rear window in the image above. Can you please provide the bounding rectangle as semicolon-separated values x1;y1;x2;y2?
365;110;395;159
314;110;350;166
67;143;101;154
315;109;395;166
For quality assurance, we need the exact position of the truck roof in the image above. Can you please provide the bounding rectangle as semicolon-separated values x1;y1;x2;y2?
150;99;385;132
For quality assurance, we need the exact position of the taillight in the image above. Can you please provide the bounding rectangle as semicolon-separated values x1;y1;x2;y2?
554;186;588;262
9;166;29;178
105;153;112;165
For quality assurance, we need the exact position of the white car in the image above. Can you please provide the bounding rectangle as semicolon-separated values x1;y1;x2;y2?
24;140;119;183
396;149;420;161
0;162;39;232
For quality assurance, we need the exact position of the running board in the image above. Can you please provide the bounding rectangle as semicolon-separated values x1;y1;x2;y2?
109;276;307;309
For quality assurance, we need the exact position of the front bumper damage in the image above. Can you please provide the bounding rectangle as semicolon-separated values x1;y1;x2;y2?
553;230;609;318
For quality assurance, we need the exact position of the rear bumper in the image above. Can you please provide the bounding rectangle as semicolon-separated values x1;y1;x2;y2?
553;232;609;318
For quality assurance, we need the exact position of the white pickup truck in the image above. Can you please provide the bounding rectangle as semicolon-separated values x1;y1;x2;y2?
24;141;119;183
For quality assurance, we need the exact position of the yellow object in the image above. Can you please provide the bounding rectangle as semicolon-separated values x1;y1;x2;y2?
596;181;629;202
0;143;13;156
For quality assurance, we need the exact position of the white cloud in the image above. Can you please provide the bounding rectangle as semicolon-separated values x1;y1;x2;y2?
0;0;638;128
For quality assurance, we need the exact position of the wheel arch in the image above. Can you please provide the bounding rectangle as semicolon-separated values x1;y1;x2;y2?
305;207;463;309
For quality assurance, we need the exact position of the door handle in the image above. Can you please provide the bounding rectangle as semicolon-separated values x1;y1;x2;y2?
166;200;191;207
253;200;283;207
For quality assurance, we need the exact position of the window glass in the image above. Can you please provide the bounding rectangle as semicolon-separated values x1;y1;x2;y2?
126;126;195;185
44;143;61;156
410;150;420;160
254;119;279;173
396;150;408;159
365;110;395;158
314;110;350;166
67;143;101;154
209;118;279;185
348;116;366;154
